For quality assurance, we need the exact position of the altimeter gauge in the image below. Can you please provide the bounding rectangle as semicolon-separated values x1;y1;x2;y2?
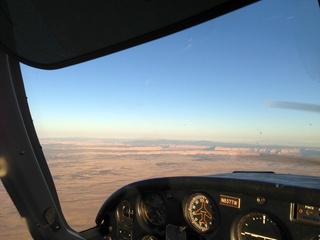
185;193;218;233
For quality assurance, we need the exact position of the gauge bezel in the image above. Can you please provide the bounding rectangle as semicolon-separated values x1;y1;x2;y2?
233;211;287;240
115;200;135;228
184;193;218;233
137;192;167;229
141;235;159;240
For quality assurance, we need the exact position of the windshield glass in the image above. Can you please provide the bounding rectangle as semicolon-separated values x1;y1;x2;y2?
1;0;320;238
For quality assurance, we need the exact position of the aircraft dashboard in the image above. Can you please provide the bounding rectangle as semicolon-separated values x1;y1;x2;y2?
80;172;320;240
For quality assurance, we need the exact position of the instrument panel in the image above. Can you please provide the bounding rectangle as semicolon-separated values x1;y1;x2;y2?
94;172;320;240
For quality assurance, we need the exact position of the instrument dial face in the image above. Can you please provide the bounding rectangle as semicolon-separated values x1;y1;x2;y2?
116;200;135;228
140;193;167;226
185;193;218;233
236;212;285;239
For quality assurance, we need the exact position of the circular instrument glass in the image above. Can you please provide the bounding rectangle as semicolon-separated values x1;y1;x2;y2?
185;193;218;233
116;200;135;227
236;212;285;239
140;193;167;226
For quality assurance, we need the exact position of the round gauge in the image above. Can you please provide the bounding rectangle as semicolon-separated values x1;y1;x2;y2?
140;193;167;226
235;212;286;239
141;235;159;240
185;193;218;233
116;200;135;227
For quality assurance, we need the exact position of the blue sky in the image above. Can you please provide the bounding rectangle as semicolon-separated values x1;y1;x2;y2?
21;0;320;147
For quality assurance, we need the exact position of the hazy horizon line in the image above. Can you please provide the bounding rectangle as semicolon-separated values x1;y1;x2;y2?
39;137;320;150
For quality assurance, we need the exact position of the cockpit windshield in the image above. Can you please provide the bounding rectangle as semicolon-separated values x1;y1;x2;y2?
1;0;320;239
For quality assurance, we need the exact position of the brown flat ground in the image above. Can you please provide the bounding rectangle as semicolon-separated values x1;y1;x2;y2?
1;140;320;239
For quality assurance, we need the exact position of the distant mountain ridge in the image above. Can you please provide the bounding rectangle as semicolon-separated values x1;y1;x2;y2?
40;138;320;157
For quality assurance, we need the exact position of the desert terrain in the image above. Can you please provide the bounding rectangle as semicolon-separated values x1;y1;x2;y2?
1;139;320;239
